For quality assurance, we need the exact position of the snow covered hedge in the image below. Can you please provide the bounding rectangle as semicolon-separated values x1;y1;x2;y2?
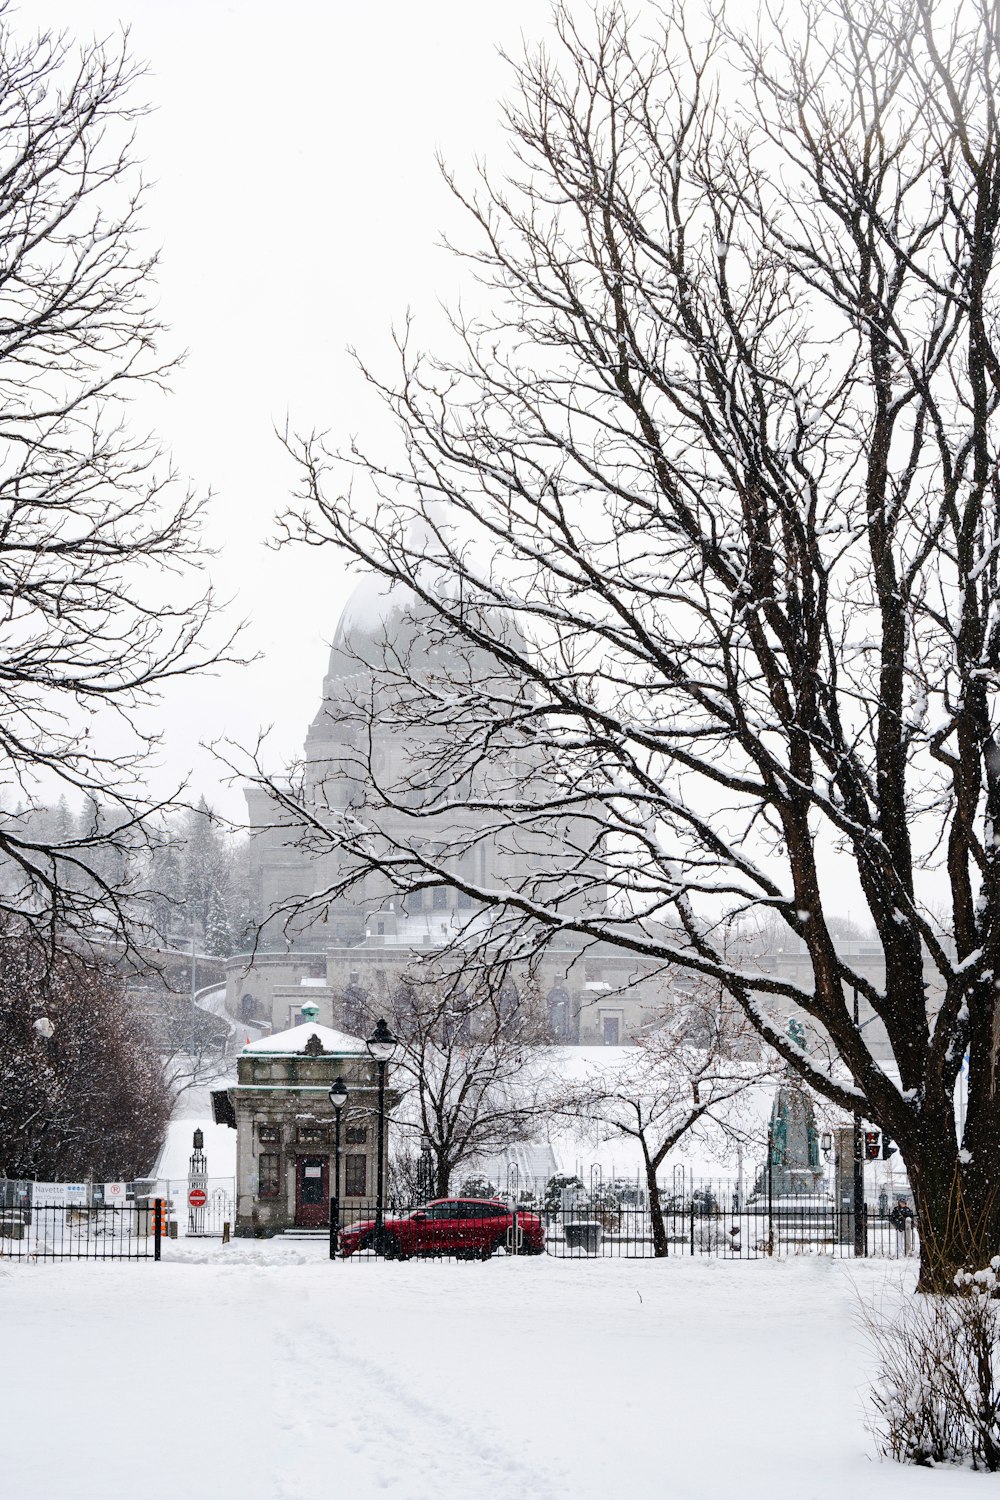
865;1262;1000;1470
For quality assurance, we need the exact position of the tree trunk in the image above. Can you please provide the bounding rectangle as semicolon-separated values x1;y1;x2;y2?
435;1157;451;1199
907;1117;1000;1292
646;1161;668;1258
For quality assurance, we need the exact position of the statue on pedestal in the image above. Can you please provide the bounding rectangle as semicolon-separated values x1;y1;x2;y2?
765;1020;824;1197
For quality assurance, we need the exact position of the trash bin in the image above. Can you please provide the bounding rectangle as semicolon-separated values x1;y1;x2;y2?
564;1220;602;1253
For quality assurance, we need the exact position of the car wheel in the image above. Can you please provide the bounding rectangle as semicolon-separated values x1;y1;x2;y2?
361;1230;406;1260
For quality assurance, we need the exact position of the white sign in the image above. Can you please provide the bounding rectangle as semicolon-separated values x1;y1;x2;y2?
32;1182;67;1207
65;1182;87;1202
103;1181;127;1205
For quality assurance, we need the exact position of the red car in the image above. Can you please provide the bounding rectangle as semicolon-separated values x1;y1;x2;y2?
339;1198;545;1259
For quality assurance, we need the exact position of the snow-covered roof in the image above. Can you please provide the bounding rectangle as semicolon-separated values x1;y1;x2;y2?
242;1021;368;1056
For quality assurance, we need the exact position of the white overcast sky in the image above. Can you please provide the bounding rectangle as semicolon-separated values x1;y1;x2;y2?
22;0;548;818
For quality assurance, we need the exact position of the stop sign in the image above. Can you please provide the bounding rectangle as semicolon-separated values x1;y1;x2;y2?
188;1187;208;1209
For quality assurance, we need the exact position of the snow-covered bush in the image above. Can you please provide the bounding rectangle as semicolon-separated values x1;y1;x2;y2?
458;1174;498;1199
865;1261;1000;1470
543;1174;584;1216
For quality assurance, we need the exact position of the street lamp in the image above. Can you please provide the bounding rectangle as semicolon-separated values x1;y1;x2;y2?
366;1017;397;1252
328;1075;349;1258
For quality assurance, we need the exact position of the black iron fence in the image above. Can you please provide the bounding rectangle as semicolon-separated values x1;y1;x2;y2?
328;1192;918;1262
544;1198;917;1259
0;1198;168;1261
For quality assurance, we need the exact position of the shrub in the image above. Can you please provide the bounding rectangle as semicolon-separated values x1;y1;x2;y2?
865;1261;1000;1470
544;1174;584;1215
458;1174;498;1199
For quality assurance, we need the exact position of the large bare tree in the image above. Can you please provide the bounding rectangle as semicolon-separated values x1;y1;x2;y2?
0;10;236;955
275;0;1000;1289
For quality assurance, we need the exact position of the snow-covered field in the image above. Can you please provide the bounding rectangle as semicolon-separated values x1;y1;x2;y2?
0;1246;982;1500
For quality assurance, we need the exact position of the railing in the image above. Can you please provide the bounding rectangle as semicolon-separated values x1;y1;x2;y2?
544;1200;917;1258
329;1193;918;1262
0;1199;167;1261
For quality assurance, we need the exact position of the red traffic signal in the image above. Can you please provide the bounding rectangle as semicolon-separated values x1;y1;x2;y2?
864;1130;881;1161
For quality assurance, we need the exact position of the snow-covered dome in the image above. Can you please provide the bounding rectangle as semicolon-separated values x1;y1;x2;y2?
307;569;531;767
325;575;424;680
326;570;527;680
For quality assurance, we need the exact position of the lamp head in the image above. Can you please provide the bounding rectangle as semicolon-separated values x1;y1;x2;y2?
328;1076;349;1111
366;1016;397;1064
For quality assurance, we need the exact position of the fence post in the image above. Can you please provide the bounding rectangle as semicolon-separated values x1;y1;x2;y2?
690;1202;695;1256
153;1197;162;1262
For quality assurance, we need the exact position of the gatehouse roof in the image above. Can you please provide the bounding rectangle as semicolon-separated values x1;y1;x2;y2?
242;1021;368;1056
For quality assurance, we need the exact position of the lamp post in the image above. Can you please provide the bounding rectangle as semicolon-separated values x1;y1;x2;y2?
328;1075;349;1258
366;1017;397;1252
852;987;866;1258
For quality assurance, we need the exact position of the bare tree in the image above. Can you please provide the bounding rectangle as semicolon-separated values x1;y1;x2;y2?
552;991;768;1254
357;974;547;1198
0;10;238;956
274;0;1000;1289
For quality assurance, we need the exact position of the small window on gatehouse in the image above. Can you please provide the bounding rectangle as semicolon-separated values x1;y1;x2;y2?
259;1153;280;1198
345;1155;367;1196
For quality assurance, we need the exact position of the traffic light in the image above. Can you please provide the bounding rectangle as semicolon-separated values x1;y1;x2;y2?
864;1130;881;1161
882;1133;898;1160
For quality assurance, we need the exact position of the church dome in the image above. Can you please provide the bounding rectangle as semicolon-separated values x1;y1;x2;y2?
326;575;423;679
308;569;531;754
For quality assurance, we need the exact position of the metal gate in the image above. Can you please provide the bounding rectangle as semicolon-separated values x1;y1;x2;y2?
159;1177;235;1237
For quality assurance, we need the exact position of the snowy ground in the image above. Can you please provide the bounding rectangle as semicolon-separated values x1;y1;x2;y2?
0;1247;984;1499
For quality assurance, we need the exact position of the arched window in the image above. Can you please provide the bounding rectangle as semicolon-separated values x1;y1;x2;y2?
240;993;256;1021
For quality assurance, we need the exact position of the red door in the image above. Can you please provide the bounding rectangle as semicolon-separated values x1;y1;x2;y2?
295;1156;329;1227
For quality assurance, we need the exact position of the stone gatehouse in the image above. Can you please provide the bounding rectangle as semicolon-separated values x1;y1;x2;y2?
212;1004;399;1236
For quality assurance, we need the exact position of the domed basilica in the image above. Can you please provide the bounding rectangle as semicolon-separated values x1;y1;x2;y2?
225;576;671;1045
